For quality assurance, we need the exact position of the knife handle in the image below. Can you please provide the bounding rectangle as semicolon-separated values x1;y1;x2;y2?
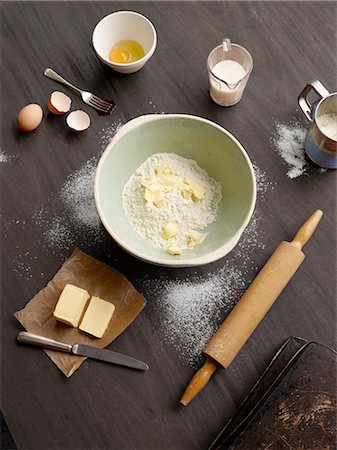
17;332;72;353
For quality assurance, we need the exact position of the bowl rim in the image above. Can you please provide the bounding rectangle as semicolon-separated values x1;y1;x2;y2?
92;11;157;68
95;113;257;267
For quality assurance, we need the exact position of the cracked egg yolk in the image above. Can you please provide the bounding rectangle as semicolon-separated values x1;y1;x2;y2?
109;40;145;64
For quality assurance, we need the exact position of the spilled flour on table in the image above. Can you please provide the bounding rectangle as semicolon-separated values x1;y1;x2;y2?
60;159;101;232
271;118;308;178
31;121;126;253
0;147;16;163
32;157;103;252
136;165;272;368
253;163;275;196
140;265;246;366
98;120;123;148
271;118;326;178
7;122;124;278
42;217;74;251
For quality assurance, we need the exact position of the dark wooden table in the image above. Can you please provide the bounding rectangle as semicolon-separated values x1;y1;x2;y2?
1;2;336;449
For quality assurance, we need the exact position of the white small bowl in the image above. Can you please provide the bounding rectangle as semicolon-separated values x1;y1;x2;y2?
92;11;157;74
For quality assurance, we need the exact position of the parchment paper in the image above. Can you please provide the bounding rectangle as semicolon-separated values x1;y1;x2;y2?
15;248;146;377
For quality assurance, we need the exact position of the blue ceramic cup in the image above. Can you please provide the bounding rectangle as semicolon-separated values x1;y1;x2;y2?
298;80;337;169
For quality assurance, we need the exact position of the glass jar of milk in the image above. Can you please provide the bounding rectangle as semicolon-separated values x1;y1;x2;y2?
207;39;253;107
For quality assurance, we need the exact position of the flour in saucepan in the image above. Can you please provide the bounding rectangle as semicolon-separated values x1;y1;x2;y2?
122;153;222;250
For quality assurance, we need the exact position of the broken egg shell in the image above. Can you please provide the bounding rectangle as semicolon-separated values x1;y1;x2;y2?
48;91;72;115
17;103;43;132
66;110;90;132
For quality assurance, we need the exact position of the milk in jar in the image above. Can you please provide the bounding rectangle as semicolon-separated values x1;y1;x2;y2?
210;59;246;106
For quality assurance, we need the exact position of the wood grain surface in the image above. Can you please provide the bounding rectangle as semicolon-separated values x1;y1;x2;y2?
1;2;336;449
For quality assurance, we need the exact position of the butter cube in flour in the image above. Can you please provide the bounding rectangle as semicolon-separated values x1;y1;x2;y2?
162;221;180;240
187;230;205;248
155;165;176;177
143;188;166;209
184;179;206;201
158;174;180;192
181;186;193;200
141;177;156;191
79;296;115;338
53;284;90;327
167;245;182;255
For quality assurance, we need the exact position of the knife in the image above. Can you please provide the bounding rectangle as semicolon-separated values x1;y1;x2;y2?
17;331;149;371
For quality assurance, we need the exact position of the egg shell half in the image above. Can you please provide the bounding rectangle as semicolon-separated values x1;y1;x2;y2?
66;110;90;132
48;91;72;115
17;104;43;132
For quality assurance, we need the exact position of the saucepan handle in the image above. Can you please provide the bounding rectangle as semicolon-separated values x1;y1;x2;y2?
17;331;72;353
298;80;330;122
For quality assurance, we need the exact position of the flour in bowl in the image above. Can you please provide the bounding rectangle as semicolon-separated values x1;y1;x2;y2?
122;153;222;253
317;113;337;141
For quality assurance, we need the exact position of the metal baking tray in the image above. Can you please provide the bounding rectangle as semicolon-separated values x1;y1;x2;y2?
209;337;336;449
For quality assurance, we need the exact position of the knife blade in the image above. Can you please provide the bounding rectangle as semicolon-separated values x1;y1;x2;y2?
17;331;149;371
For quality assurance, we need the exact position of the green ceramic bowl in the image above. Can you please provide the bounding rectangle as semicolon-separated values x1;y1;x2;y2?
95;114;256;267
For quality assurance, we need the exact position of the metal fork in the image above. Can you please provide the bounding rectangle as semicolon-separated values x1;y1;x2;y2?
44;68;115;114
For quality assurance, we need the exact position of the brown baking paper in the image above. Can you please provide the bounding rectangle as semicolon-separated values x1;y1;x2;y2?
14;248;146;377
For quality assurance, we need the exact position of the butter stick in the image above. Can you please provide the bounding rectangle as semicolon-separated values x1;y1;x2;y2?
53;284;90;327
79;296;115;338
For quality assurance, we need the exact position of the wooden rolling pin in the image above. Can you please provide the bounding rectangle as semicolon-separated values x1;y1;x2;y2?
180;210;323;406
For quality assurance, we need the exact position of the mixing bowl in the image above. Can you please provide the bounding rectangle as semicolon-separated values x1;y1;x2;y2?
95;114;256;267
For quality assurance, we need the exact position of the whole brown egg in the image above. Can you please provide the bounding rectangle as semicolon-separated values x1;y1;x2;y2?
17;104;43;132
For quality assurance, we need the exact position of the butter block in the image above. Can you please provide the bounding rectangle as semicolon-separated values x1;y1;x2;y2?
53;284;90;327
79;296;115;338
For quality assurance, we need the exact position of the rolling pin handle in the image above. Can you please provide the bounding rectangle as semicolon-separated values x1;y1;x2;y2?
291;210;323;250
180;357;219;406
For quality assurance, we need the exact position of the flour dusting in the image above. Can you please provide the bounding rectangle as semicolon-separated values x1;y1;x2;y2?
141;263;246;366
7;122;124;277
32;121;125;252
33;157;103;252
99;120;123;148
60;159;101;232
253;163;275;196
271;118;308;178
271;118;328;178
0;148;15;163
11;244;39;280
43;217;74;251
